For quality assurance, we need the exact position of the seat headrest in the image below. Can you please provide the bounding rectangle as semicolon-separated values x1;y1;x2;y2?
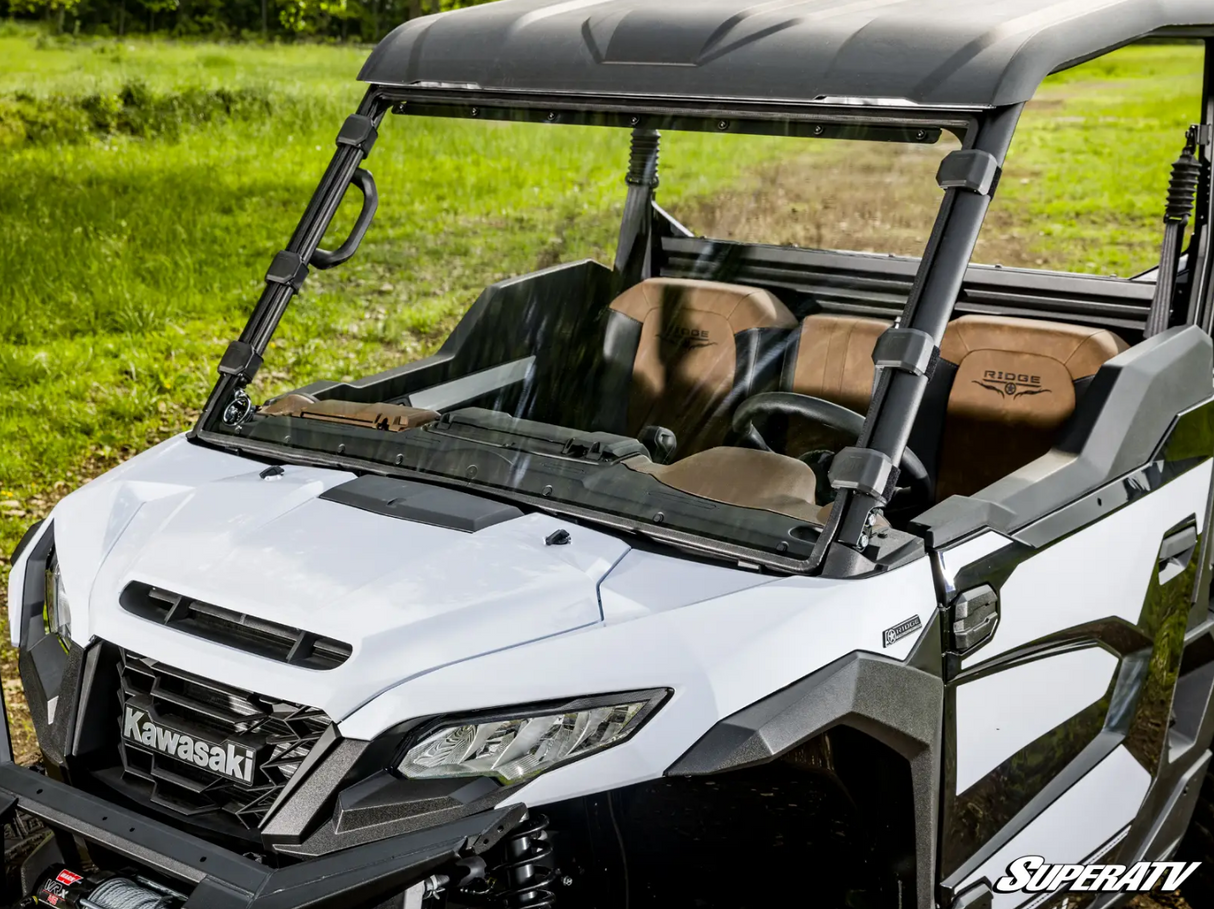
940;315;1128;379
609;278;797;334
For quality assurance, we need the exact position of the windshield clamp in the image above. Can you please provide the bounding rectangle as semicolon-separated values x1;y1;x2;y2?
266;250;310;291
829;447;898;501
337;114;379;157
872;327;937;378
937;149;1000;196
217;341;263;382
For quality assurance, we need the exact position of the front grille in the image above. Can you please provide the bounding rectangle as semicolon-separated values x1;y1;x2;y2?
120;582;352;671
116;651;331;830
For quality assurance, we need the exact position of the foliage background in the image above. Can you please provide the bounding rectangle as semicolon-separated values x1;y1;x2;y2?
2;0;491;43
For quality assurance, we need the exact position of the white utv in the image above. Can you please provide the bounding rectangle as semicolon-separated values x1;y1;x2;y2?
9;2;1214;908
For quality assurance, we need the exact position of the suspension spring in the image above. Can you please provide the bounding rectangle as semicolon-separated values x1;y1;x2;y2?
495;814;556;908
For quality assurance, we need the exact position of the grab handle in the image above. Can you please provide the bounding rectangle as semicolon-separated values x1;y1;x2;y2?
311;168;378;270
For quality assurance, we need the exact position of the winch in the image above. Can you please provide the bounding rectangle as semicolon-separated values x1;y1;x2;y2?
30;866;186;909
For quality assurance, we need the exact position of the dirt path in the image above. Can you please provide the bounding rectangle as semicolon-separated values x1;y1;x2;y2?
665;140;1043;270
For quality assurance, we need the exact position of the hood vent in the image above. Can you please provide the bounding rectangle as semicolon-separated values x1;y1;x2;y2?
120;583;352;671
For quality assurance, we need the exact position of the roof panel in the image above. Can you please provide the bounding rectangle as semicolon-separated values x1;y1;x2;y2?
358;0;1210;108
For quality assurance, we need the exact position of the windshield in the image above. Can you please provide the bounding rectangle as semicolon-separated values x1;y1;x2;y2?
198;113;957;565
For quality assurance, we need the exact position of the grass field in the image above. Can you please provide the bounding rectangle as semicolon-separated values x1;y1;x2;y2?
0;29;1208;901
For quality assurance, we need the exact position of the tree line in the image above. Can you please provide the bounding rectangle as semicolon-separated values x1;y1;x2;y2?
2;0;493;42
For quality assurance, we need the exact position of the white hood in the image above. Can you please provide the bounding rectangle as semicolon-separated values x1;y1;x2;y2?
42;436;631;721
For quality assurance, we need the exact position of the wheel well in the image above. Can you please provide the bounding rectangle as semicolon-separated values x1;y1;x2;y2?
511;728;917;909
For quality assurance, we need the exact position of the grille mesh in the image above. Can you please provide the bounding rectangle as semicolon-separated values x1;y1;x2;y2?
116;651;331;829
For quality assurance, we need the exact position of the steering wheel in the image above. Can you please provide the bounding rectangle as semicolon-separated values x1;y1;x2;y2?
731;392;931;506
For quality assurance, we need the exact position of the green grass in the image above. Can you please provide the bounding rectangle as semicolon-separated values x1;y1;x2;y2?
0;36;1207;590
991;43;1206;275
0;30;806;561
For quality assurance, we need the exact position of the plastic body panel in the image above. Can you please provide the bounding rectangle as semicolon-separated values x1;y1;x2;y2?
21;433;937;797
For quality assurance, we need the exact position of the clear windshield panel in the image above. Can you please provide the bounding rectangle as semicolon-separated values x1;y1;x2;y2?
206;118;954;562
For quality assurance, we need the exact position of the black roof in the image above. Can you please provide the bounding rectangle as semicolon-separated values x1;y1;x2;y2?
359;0;1209;108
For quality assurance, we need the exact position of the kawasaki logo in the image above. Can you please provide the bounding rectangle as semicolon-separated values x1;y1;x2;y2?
122;705;255;784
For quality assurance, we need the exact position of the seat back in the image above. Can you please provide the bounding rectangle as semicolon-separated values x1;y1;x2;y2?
600;278;796;455
780;314;891;455
936;315;1128;500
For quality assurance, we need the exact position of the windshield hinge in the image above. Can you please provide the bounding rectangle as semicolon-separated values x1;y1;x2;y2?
336;114;379;156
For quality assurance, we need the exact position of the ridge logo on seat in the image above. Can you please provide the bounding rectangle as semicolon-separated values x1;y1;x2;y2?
658;325;717;350
973;369;1051;399
122;705;256;784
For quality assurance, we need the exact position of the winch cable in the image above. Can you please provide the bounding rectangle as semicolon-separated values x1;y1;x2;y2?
1145;126;1202;337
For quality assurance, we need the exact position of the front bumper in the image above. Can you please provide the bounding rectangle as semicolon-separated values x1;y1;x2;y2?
0;760;523;908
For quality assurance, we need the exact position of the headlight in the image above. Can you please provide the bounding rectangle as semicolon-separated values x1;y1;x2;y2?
44;555;72;645
397;691;666;784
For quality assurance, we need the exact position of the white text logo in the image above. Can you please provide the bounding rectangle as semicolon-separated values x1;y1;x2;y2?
122;706;255;784
994;856;1200;894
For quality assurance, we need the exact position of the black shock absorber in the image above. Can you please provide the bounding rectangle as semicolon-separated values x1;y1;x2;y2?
613;127;662;287
496;814;556;908
1146;126;1203;336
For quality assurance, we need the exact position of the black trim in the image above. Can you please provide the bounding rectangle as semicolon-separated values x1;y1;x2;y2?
936;149;1001;196
0;762;523;909
19;520;54;651
320;474;524;533
263;253;309;292
667;652;942;909
118;582;353;670
872;327;937;377
10;519;43;567
391;94;964;142
335;113;378;156
275;772;507;858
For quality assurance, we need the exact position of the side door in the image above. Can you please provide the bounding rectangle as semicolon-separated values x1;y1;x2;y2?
924;345;1214;908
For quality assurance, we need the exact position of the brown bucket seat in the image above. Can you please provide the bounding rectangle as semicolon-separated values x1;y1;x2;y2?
782;314;893;412
935;315;1129;501
778;313;892;456
599;278;797;456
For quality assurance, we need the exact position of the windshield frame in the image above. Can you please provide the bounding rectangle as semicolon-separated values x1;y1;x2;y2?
189;85;1002;575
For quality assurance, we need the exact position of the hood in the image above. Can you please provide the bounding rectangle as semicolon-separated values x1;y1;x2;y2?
49;437;631;721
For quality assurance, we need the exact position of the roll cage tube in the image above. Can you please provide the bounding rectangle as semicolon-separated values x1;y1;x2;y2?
815;103;1025;576
193;88;390;432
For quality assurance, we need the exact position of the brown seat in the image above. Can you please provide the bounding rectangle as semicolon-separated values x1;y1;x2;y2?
779;313;892;455
600;277;797;456
628;447;826;523
935;315;1129;500
783;314;893;410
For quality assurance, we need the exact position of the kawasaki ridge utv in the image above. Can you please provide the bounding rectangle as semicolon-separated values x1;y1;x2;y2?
14;2;1214;909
